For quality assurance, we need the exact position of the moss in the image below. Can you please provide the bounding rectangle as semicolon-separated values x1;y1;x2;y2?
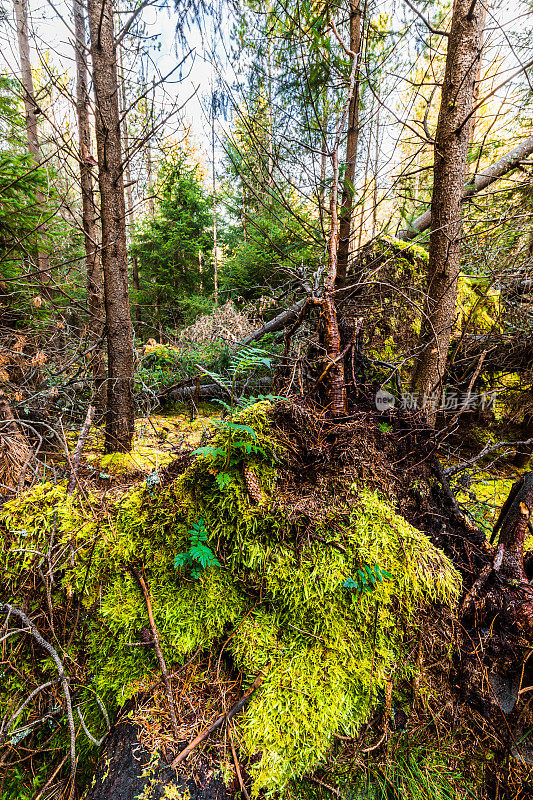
456;275;500;334
383;235;429;265
455;473;521;535
0;402;461;798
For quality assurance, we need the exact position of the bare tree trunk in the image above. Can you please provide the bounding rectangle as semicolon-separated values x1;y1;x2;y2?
198;249;203;294
211;110;219;305
242;184;247;245
118;43;140;325
12;0;51;294
411;0;486;425
335;0;362;290
87;0;135;452
371;102;380;239
73;0;107;414
322;148;346;414
146;140;155;216
266;37;274;192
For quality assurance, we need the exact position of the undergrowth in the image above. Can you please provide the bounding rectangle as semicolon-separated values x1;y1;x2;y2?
0;401;461;797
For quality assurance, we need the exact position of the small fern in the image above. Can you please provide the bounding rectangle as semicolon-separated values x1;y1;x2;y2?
174;519;221;579
343;564;393;595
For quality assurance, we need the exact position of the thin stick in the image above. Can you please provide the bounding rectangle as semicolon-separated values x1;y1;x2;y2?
171;673;264;768
0;678;60;738
129;566;179;739
68;403;95;495
33;752;69;800
0;604;76;787
307;775;344;797
228;722;251;800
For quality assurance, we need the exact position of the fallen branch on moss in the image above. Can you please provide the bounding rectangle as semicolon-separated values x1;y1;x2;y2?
129;566;179;740
0;604;77;792
171;673;265;768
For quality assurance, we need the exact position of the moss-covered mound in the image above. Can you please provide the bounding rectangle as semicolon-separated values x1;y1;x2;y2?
1;400;464;797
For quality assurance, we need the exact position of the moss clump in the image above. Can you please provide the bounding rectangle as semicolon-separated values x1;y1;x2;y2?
0;401;460;797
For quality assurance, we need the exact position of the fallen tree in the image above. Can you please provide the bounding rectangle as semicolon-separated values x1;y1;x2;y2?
242;135;533;348
398;134;533;241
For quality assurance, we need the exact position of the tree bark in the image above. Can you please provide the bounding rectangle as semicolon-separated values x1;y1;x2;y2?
211;108;219;305
118;42;141;325
12;0;51;294
334;0;362;290
73;0;107;413
323;149;346;415
411;0;486;424
513;410;533;468
87;0;135;452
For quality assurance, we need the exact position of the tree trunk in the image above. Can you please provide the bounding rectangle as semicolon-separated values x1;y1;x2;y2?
73;0;107;414
411;0;486;425
266;37;274;193
212;110;219;305
513;410;533;468
118;42;141;325
334;0;362;290
323;149;346;415
87;0;135;452
12;0;51;295
146;141;155;215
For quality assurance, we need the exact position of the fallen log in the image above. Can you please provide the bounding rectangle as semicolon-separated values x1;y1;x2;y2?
398;135;533;241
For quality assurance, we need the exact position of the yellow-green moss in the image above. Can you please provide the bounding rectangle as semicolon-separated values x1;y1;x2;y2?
0;402;461;798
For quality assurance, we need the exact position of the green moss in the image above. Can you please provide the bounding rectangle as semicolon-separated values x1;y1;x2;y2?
0;402;461;797
457;275;500;334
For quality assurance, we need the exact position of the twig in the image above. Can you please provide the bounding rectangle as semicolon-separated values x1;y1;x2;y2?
402;0;449;36
446;350;489;429
0;604;76;787
129;566;179;740
307;775;344;797
444;438;533;477
171;673;265;768
33;752;69;800
67;404;95;495
0;678;60;739
228;722;251;800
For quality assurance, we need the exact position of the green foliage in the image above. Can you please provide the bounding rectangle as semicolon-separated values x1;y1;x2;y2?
193;345;277;479
135;341;230;395
131;146;214;325
342;564;393;594
174;518;221;579
0;403;461;797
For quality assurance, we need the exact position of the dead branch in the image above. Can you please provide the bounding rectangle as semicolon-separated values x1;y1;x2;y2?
0;678;60;740
67;403;95;495
444;438;533;477
228;722;251;800
171;673;265;768
0;604;76;786
129;566;179;740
